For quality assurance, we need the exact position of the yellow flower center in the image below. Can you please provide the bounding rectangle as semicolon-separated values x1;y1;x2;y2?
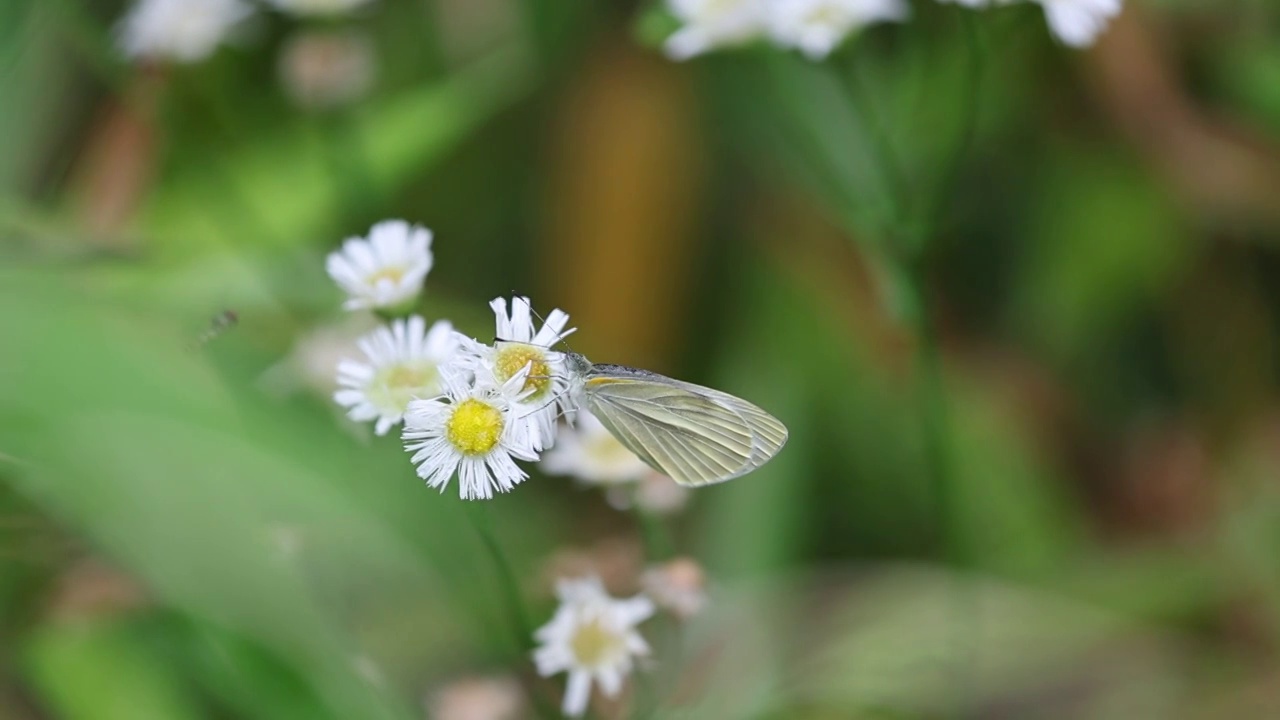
446;399;504;456
569;616;622;667
494;343;551;401
366;266;405;286
369;361;438;414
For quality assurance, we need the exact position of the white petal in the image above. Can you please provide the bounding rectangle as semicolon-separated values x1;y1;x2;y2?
562;671;593;717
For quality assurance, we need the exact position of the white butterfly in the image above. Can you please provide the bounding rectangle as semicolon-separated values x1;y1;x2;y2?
563;352;788;487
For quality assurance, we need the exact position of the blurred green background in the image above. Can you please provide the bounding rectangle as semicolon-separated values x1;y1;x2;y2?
4;0;1280;718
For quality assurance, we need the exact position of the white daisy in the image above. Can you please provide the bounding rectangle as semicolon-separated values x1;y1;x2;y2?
261;314;376;397
540;409;650;485
533;576;655;718
326;220;433;313
334;315;458;436
935;0;1122;48
767;0;908;60
458;297;576;452
1032;0;1121;47
117;0;252;63
402;367;538;500
264;0;376;17
664;0;768;60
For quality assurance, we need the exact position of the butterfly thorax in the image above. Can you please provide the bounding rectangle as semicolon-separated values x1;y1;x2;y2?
565;352;594;408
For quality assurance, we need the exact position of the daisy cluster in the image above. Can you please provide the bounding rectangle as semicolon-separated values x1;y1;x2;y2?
324;220;565;499
322;220;707;716
665;0;1123;60
324;220;686;508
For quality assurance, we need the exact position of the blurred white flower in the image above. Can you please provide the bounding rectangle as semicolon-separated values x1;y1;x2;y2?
641;557;708;620
1033;0;1121;47
427;675;526;720
768;0;908;59
261;315;376;397
278;30;375;110
605;473;691;516
533;576;654;717
117;0;252;63
326;220;433;313
265;0;376;17
334;315;458;435
458;297;575;451
541;408;650;485
935;0;1121;48
403;367;538;500
664;0;767;60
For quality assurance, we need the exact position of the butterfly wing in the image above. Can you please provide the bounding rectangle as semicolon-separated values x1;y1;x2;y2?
583;367;788;486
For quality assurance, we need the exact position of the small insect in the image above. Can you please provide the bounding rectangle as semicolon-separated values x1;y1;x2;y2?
564;352;788;486
193;309;239;349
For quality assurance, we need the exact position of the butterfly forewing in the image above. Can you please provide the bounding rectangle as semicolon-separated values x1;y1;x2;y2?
582;366;788;486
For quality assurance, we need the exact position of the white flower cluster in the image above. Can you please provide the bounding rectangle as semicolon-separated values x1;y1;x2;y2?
319;222;710;715
665;0;1123;59
116;0;379;64
322;219;694;506
323;221;586;500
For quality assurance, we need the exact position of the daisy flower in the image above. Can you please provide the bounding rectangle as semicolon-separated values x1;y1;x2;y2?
334;315;458;435
935;0;1122;48
402;367;538;500
767;0;908;60
326;220;433;313
117;0;253;63
540;408;651;485
264;0;376;16
533;576;655;717
458;297;576;451
1032;0;1122;47
664;0;768;60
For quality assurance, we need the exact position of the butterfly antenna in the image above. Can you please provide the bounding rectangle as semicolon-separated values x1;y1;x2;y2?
522;298;577;354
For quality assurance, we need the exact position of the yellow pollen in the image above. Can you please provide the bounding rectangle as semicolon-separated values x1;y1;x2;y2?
367;267;405;286
446;399;504;456
494;344;551;400
370;361;437;414
386;365;430;388
569;617;621;667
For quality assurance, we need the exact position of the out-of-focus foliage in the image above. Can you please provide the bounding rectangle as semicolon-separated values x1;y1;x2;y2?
3;0;1280;718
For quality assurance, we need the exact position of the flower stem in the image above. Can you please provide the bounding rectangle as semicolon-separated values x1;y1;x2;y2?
463;503;562;719
464;502;535;652
633;489;675;562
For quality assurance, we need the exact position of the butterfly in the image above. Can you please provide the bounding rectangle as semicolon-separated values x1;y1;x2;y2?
563;352;787;486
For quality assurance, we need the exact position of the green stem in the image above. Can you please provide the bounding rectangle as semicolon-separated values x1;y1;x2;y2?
917;12;986;256
903;267;960;564
901;259;972;717
464;503;535;653
633;489;675;562
463;503;561;720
